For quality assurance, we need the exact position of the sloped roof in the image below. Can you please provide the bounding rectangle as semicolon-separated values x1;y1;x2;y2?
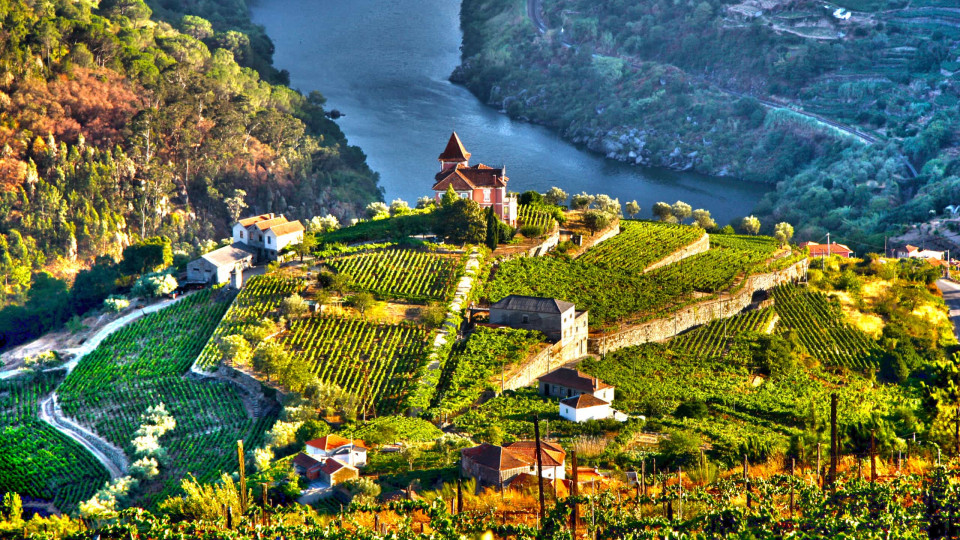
505;440;566;468
199;245;254;268
254;216;289;231
560;393;610;409
432;164;508;191
321;458;357;475
538;367;612;393
438;132;471;162
510;473;569;497
293;452;322;470
461;443;530;471
237;213;274;227
305;434;366;452
268;221;305;237
491;295;574;314
802;242;852;256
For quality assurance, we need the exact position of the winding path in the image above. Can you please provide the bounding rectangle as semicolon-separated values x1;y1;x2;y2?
39;394;129;479
524;0;918;177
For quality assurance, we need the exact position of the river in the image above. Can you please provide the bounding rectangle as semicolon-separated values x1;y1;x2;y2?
249;0;769;224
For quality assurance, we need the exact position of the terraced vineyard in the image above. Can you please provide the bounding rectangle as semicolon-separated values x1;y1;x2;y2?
0;374;108;512
517;204;557;232
195;275;303;369
773;284;879;369
709;234;778;255
279;318;428;414
669;307;776;358
57;290;276;508
578;220;704;271
324;248;463;302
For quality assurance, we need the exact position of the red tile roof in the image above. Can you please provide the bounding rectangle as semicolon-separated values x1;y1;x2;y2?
305;434;366;452
438;132;471;162
320;458;357;475
560;393;610;409
293;452;322;470
800;241;852;256
268;221;305;237
432;165;508;191
538;368;612;393
238;214;274;227
504;440;566;468
253;216;289;231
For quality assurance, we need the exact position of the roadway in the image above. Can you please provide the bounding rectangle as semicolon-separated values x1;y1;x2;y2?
936;278;960;342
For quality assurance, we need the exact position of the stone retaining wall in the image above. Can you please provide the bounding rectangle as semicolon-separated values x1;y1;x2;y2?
644;232;710;273
502;342;562;392
589;258;808;355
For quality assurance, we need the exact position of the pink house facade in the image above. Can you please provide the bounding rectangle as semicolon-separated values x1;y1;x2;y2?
432;132;518;226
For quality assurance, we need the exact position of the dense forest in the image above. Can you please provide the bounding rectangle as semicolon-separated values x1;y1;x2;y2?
456;0;960;249
0;0;382;349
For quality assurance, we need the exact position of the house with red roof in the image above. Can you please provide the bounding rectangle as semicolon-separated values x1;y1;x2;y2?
320;458;359;486
897;244;945;260
293;452;324;480
538;367;614;402
799;241;853;258
231;212;305;262
460;440;566;487
304;434;367;468
432;132;518;226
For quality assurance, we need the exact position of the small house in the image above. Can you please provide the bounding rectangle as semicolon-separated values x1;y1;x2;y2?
304;434;367;467
897;244;945;260
186;244;254;285
320;459;359;486
489;295;588;357
559;393;614;422
232;213;305;262
293;452;323;480
460;440;566;487
799;241;853;258
538;367;614;402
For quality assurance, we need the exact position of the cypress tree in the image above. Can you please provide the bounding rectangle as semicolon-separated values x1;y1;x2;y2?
485;207;499;250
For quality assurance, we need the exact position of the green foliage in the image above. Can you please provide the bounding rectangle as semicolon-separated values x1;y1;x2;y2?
578;220;704;272
433;198;486;244
323;248;464;303
430;327;543;415
121;237;173;276
342;416;443;444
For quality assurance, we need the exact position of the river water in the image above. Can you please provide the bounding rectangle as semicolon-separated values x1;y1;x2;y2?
249;0;769;223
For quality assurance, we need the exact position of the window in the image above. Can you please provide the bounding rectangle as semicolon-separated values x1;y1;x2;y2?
240;231;245;239
483;189;491;202
267;236;272;245
522;314;529;324
460;192;469;199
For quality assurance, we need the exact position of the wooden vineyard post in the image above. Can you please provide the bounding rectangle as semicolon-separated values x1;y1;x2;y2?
262;483;268;507
830;393;838;494
534;415;546;525
871;431;877;484
457;476;463;514
641;459;647;497
238;440;247;513
677;467;683;521
955;403;960;460
790;457;796;517
700;448;706;487
816;443;822;484
571;450;579;536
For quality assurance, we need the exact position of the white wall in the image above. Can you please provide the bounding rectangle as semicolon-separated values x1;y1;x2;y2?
560;403;613;423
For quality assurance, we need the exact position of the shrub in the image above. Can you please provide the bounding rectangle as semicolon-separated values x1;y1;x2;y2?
518;224;545;238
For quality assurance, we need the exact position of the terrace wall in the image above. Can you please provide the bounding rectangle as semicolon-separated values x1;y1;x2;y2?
588;258;808;355
643;232;710;273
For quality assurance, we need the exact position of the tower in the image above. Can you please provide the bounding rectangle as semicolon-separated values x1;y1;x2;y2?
438;132;471;171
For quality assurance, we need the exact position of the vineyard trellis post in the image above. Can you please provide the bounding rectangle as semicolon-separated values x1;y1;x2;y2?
237;439;247;513
830;393;838;494
534;415;546;524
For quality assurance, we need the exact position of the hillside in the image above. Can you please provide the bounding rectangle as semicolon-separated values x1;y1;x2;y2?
0;0;382;350
456;0;960;247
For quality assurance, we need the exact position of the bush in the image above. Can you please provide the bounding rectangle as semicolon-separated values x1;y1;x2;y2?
131;272;178;298
675;399;708;419
519;191;543;206
658;429;702;468
518;224;545;238
103;295;130;313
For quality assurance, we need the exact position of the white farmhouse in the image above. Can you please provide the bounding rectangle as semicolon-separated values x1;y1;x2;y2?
232;213;305;262
560;393;615;422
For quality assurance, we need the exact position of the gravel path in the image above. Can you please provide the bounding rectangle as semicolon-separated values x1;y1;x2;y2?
39;394;129;479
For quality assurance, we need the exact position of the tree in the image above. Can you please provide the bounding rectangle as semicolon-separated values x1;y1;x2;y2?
484;207;500;250
774;222;795;246
400;445;421;471
331;272;352;296
350;292;376;318
544;187;569;206
365;201;389;219
625;200;640;218
582;209;612;234
652;202;675;222
280;293;308;319
434;197;485;244
595;194;621;215
131;272;177;298
252;341;290;380
441;185;460;206
420;302;447;327
671;201;692;223
741;215;761;235
121;237;172;275
219;335;252;367
692;209;716;230
224;189;247;223
314;289;331;317
571;192;594;210
390;199;411;216
295;419;331;447
659;429;702;468
416;196;436;209
519;191;543;206
292;233;317;262
1;492;22;523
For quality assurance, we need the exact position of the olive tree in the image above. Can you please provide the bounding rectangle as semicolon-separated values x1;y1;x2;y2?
544;186;569;206
625;200;640;218
671;201;692;223
741;215;761;235
774;222;795;246
652;202;675;222
692;208;716;230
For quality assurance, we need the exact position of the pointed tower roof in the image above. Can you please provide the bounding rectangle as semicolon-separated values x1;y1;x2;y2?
438;132;471;162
